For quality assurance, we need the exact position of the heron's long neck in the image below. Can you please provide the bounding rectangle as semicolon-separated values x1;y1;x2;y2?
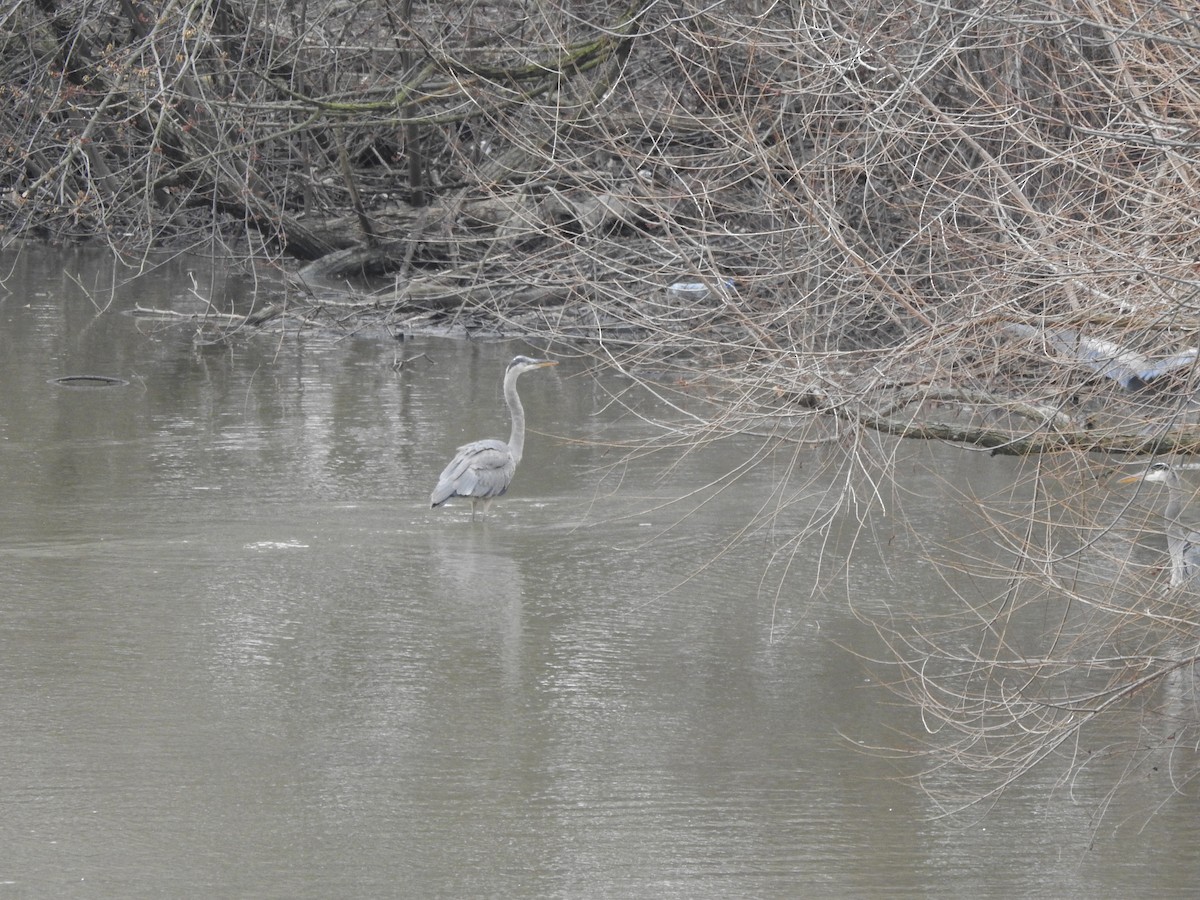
1164;476;1188;582
1164;480;1185;522
505;370;526;465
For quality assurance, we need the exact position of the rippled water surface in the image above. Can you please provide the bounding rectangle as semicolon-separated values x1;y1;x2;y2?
2;248;1200;897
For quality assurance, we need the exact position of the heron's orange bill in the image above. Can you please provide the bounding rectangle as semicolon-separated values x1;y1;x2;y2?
538;360;559;368
1117;473;1141;483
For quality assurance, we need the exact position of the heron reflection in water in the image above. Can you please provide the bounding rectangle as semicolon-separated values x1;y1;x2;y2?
430;355;558;521
1120;462;1200;587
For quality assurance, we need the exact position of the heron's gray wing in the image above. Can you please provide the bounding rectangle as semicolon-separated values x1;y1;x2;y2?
430;439;516;507
1137;348;1199;382
1181;530;1200;581
1043;328;1150;390
1006;324;1151;390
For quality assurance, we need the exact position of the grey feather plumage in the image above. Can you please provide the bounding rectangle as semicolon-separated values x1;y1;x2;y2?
1121;462;1200;586
430;440;516;507
1006;323;1198;390
430;355;557;520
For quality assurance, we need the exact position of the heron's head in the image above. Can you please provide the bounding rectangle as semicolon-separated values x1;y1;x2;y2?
1119;461;1174;485
508;355;558;376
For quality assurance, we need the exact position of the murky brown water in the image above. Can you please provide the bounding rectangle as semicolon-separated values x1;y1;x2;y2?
2;247;1199;897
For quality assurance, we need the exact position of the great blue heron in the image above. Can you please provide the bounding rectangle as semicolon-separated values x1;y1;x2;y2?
1120;462;1200;586
1005;323;1198;391
429;355;558;520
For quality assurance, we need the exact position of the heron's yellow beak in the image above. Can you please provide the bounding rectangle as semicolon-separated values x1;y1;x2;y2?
1118;473;1141;484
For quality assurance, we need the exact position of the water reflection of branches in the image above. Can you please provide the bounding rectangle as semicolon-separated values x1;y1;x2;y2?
860;454;1200;822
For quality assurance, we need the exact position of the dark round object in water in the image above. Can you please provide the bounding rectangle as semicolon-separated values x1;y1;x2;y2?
49;375;130;388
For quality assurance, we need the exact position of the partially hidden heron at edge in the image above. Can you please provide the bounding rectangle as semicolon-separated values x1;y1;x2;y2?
430;355;558;521
1120;462;1200;586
